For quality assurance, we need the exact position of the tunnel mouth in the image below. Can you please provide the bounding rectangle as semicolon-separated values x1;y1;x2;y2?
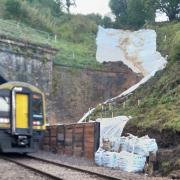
0;75;7;85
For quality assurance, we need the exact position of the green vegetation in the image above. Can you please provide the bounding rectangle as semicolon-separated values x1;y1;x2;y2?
158;0;180;21
90;22;180;131
0;0;102;68
150;22;180;61
109;0;179;29
0;0;179;131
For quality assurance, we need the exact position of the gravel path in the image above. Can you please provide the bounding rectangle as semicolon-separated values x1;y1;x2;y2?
30;151;170;180
0;158;51;180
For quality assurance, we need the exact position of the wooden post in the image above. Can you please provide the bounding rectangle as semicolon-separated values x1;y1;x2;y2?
101;105;103;119
54;34;57;42
112;104;114;118
72;126;75;155
138;99;141;106
82;124;85;156
123;101;126;109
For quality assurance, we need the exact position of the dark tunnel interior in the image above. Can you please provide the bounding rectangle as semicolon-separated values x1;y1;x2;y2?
0;75;7;85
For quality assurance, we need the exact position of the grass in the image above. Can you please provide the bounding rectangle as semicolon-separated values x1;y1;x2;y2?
148;21;180;61
0;18;54;44
0;0;101;69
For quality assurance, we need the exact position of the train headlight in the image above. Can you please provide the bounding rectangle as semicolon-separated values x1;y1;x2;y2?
0;118;10;124
33;121;41;126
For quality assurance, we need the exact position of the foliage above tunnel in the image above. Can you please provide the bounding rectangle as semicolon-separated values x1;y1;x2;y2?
0;0;105;68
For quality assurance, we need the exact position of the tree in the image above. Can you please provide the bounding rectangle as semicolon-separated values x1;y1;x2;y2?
5;0;22;19
109;0;157;28
65;0;76;13
127;0;146;28
142;0;158;22
101;16;113;28
158;0;180;20
55;0;76;14
109;0;128;26
109;0;127;17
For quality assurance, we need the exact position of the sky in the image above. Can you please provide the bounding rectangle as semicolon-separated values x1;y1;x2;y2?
71;0;168;22
71;0;111;16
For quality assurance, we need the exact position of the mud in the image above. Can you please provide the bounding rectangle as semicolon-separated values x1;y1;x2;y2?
123;124;180;148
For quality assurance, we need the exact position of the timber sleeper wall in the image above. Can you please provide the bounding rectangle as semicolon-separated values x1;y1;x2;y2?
42;122;100;160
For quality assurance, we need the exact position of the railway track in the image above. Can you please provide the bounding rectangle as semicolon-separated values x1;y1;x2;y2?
0;155;61;180
0;154;122;180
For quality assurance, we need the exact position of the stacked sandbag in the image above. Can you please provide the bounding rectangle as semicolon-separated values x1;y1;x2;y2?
95;148;105;166
102;151;117;168
122;134;158;156
117;151;146;172
95;134;158;173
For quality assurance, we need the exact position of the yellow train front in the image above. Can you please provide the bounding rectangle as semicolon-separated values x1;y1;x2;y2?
0;82;46;153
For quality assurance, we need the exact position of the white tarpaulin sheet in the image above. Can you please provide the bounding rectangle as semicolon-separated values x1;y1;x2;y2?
96;26;167;76
96;116;130;146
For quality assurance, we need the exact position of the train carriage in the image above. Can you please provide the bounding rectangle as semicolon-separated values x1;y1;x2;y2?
0;81;46;153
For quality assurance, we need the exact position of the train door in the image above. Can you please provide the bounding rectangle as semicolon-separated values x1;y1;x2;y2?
15;94;28;129
12;87;32;137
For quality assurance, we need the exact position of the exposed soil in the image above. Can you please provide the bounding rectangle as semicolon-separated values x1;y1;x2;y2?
123;125;180;148
51;62;142;124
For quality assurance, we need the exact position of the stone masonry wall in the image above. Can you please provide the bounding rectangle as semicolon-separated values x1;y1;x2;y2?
0;34;57;94
0;35;57;117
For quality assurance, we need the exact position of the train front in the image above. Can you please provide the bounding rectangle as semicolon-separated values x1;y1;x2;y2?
0;82;46;153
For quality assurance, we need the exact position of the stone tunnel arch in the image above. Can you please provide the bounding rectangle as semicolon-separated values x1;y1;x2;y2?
0;74;7;85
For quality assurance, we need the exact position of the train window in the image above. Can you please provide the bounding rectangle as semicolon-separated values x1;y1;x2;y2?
32;94;43;125
0;96;10;112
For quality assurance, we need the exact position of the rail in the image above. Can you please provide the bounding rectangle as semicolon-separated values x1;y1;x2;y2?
28;155;123;180
0;154;123;180
0;155;61;180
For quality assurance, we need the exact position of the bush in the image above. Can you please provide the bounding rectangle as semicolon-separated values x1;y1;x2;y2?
5;0;22;19
58;15;97;42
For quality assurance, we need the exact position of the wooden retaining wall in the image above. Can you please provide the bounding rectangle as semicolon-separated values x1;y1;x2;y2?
42;122;100;160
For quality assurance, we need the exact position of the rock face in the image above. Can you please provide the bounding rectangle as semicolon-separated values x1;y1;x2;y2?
51;62;142;123
0;34;57;93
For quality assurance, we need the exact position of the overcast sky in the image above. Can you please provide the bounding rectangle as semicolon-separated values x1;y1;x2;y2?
71;0;111;16
71;0;168;21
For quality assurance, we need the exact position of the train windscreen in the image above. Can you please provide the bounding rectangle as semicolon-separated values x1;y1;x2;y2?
0;96;10;125
32;94;43;126
0;96;10;113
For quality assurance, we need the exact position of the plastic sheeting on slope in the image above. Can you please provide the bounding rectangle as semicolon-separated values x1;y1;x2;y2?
78;27;167;123
96;26;167;76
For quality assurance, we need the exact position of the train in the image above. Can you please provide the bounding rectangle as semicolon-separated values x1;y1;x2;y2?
0;81;46;153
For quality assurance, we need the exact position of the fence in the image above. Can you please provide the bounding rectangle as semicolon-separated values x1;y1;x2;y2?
42;122;100;160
